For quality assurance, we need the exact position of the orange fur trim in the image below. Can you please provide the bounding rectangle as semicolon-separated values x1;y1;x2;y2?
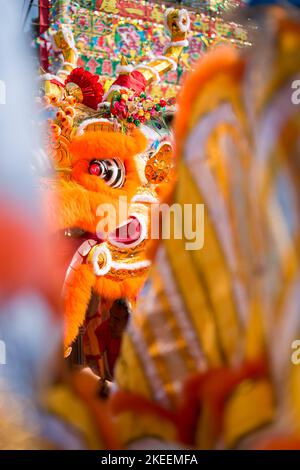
47;130;145;235
94;272;148;301
64;262;148;347
174;46;244;160
47;175;141;235
69;128;147;164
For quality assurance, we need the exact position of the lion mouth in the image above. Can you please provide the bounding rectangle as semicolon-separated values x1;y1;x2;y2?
61;214;150;288
108;215;147;248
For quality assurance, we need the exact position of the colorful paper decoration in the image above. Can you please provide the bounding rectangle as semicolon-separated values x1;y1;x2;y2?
39;0;249;97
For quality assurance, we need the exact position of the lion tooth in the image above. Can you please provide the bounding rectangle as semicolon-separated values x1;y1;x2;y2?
78;239;97;256
62;239;97;295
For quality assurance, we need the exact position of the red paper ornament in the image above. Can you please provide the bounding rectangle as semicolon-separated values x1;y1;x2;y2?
65;67;104;110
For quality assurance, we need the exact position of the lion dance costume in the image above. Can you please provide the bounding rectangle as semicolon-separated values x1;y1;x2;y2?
40;8;190;354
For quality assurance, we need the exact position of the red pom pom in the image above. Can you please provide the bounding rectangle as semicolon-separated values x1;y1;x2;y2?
112;71;147;97
65;67;104;110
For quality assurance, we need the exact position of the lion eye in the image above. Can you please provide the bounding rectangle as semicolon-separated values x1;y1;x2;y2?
88;158;126;188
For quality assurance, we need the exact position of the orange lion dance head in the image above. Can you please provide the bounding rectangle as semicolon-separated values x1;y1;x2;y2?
40;8;191;351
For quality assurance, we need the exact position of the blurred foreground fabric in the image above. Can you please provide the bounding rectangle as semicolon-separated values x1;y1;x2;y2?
114;5;300;449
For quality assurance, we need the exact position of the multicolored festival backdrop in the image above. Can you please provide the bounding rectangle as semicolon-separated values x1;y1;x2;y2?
38;0;248;98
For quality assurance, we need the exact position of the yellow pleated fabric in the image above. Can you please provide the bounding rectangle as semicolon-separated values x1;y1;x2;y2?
115;8;300;449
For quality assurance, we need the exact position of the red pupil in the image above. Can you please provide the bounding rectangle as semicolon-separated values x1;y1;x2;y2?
89;162;101;176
